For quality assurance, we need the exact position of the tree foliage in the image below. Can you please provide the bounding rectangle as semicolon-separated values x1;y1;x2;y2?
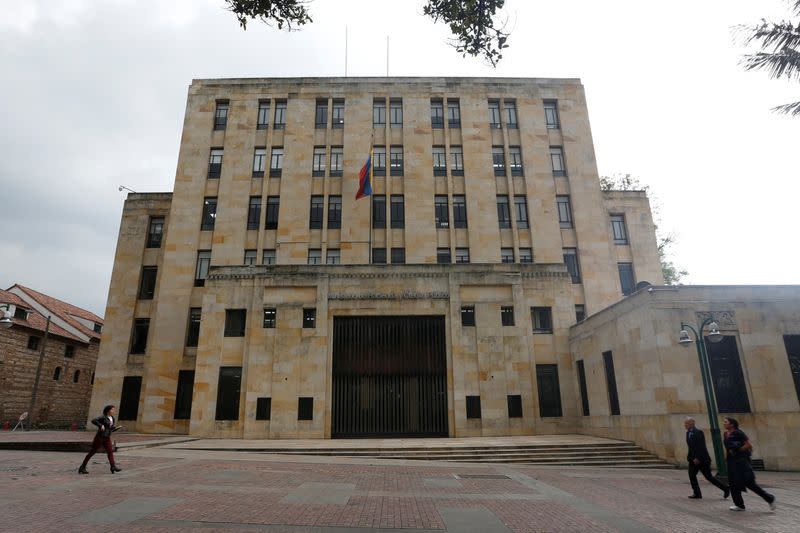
223;0;510;66
738;0;800;115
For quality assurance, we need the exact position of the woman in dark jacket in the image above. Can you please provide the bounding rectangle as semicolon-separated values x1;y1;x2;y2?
78;404;123;474
724;417;775;511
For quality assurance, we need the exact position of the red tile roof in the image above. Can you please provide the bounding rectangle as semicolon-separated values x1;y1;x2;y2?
0;289;82;342
5;285;103;342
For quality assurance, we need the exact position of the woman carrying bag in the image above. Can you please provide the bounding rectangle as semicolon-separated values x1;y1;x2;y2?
723;417;776;511
78;404;123;474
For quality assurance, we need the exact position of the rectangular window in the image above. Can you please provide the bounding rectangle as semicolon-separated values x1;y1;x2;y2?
453;195;468;228
373;99;386;126
505;101;518;129
298;397;314;420
372;195;386;228
130;318;149;354
332;99;346;128
618;263;636;295
326;248;340;264
602;351;621;415
256;397;271;420
455;247;470;264
330;146;343;176
536;364;563;417
307;248;322;265
389;99;402;128
244;249;257;266
263;308;276;328
208;148;223;179
501;247;514;263
262;249;276;265
312;146;326;176
146;217;164;248
270;147;283;177
563;248;581;283
328;195;342;229
138;266;157;300
252;147;266;177
174;370;195;420
215;366;242;421
391;247;405;264
186;308;201;347
461;306;475;326
257;100;270;129
509;146;523;176
434;195;449;228
450;145;464;176
390;146;403;176
432;146;447;176
437;248;451;264
224;309;246;337
556;196;573;228
373;146;386;175
492;146;506;176
514;196;529;229
488;100;501;128
550;146;566;177
783;335;800;405
390;195;405;229
447;99;461;128
575;304;586;323
315;99;328;128
372;247;386;264
309;195;324;229
577;360;590;416
273;100;286;129
247;196;261;230
65;345;75;358
610;214;629;244
496;195;511;229
507;394;523;418
501;305;515;326
27;336;40;350
431;99;444;128
531;307;552;334
119;376;142;420
519;248;533;263
265;196;280;229
466;395;481;419
706;335;751;413
195;250;211;286
303;308;316;329
544;100;560;129
201;197;217;230
213;101;228;130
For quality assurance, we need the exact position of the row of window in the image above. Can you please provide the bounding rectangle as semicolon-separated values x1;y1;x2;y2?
460;305;553;333
25;335;76;358
51;366;92;384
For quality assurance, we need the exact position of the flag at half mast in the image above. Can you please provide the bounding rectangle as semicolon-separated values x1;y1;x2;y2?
355;150;373;200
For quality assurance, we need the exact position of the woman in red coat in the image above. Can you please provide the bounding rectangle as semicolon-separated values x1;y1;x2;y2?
78;404;123;474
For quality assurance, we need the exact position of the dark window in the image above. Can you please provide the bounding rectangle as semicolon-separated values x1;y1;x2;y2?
505;100;518;128
14;307;27;320
93;323;102;333
611;214;628;244
507;394;523;418
455;248;470;264
73;369;80;383
519;248;533;263
706;335;751;413
201;197;217;231
130;318;149;354
509;146;523;176
174;370;195;420
372;247;386;264
550;146;566;177
257;100;269;129
373;146;386;175
195;250;211;286
492;146;505;176
390;146;403;176
488;100;501;128
466;395;481;419
224;310;246;337
514;196;529;229
270;147;283;177
327;196;342;229
312;146;326;176
186;308;201;347
303;308;316;329
575;304;586;323
577;360;590;416
263;308;276;328
563;248;581;283
431;99;444;128
265;196;280;229
437;248;451;264
256;397;272;420
27;336;39;350
556;196;573;228
544;100;560;129
333;100;345;128
273;100;286;129
91;372;95;384
215;367;242;421
138;266;157;300
309;195;324;229
247;197;261;230
315;99;328;128
531;307;552;334
252;147;266;177
119;376;142;420
372;195;386;228
618;263;636;295
536;364;563;417
213;101;228;130
501;306;515;326
391;248;405;264
146;217;164;248
432;146;447;176
53;366;61;380
298;397;314;420
461;306;475;327
330;147;343;176
450;145;464;175
389;99;402;128
603;351;621;415
373;99;386;126
208;149;223;178
783;335;800;405
501;247;514;263
65;345;75;358
435;195;449;228
453;195;468;228
447;99;461;128
496;195;511;228
390;195;405;228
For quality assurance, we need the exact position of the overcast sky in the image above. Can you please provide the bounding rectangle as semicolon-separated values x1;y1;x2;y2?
1;0;798;316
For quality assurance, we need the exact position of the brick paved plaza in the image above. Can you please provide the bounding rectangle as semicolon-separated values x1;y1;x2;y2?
1;443;798;532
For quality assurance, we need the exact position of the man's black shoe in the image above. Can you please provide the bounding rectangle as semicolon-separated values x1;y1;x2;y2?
110;466;122;473
723;489;730;499
688;494;702;499
78;467;88;474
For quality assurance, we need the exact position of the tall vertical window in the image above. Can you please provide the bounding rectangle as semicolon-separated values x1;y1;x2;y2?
550;146;566;177
501;248;514;263
437;248;451;264
53;366;61;380
263;308;276;328
257;100;269;129
309;195;324;229
434;195;449;228
431;99;444;128
315;99;327;128
514;196;529;229
265;196;280;229
312;146;326;176
307;249;322;265
389;99;402;128
372;195;386;228
450;145;464;175
488;100;501;128
455;248;470;263
186;308;201;347
509;146;523;176
390;146;403;176
298;397;314;419
119;376;142;420
130;318;149;354
146;217;164;248
332;99;344;128
536;364;563;417
303;309;316;328
174;370;195;420
519;248;533;263
496;195;511;229
326;248;340;264
544;99;560;129
201;197;217;230
501;306;515;326
195;250;211;286
492;146;506;176
610;214;628;244
247;196;261;230
432;146;447;176
138;266;157;300
391;248;406;264
270;147;283;177
531;307;553;333
466;395;481;419
330;146;343;176
215;367;242;421
373;146;386;175
372;247;387;264
563;248;581;283
603;351;621;415
618;263;636;295
256;397;271;420
453;195;468;228
252;147;266;177
577;359;590;416
461;306;475;326
556;196;573;228
782;335;800;405
505;100;518;128
208;148;223;178
213;101;228;130
373;99;386;126
575;304;586;323
244;249;257;266
262;249;276;265
390;195;405;229
328;195;342;229
447;99;461;128
273;100;286;129
224;309;246;337
706;336;751;413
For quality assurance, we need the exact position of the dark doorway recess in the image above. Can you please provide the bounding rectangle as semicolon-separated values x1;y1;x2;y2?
332;316;448;438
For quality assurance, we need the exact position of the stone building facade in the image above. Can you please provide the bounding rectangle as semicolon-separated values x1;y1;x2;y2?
89;77;663;438
0;286;102;428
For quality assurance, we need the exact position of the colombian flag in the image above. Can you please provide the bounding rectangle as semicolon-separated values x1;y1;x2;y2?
355;153;372;200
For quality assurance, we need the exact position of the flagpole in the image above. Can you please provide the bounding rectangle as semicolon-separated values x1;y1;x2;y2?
368;132;374;263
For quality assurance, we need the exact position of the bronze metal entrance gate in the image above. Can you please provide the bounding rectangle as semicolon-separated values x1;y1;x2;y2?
332;316;448;438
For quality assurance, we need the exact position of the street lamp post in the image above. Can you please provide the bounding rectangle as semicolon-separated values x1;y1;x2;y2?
678;317;727;477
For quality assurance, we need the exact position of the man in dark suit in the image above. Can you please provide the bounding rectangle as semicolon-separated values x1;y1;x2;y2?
78;404;123;474
685;417;729;499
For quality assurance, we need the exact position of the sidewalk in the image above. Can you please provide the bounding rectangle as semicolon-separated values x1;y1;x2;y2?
0;430;194;451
